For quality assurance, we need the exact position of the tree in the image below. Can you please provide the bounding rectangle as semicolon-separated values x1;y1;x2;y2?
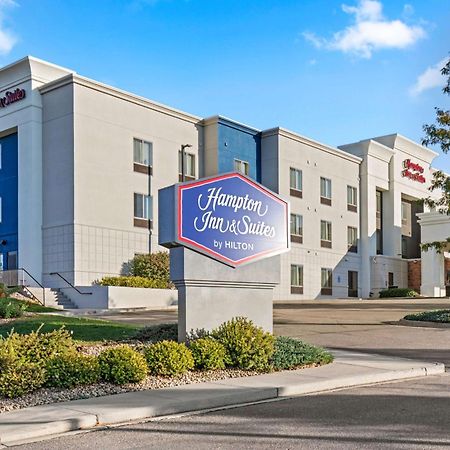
421;56;450;252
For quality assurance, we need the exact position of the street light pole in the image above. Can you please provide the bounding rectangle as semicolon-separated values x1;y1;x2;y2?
180;144;192;182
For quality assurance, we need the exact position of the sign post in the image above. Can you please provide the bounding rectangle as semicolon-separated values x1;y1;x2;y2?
159;173;289;341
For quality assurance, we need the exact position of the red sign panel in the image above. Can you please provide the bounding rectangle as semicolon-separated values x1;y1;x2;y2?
0;88;26;108
401;159;426;184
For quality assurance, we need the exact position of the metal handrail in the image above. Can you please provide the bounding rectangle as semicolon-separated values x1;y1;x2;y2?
49;272;92;295
0;267;46;305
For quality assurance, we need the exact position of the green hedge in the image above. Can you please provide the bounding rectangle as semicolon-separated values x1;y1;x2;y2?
271;336;333;370
129;252;171;285
404;309;450;323
144;340;194;376
97;276;170;289
190;337;226;370
211;317;275;371
45;353;101;388
98;345;148;384
379;288;418;298
0;300;27;319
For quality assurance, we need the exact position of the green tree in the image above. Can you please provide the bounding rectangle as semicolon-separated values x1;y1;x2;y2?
421;56;450;252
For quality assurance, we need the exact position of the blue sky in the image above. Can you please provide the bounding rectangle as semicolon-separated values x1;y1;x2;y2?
0;0;448;170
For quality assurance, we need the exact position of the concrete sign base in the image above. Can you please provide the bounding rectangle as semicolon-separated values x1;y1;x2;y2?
170;247;279;341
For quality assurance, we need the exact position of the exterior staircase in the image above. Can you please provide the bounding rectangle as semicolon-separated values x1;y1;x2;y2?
27;287;78;309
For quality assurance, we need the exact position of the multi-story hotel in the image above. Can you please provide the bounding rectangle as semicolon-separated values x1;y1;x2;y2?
0;56;444;303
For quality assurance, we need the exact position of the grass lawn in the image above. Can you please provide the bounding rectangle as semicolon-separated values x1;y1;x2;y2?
0;297;59;313
404;309;450;323
0;314;143;342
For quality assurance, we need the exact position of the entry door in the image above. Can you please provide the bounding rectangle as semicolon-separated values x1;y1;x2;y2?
348;271;358;297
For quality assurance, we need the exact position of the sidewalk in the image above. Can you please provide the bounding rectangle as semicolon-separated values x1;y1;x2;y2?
0;350;445;447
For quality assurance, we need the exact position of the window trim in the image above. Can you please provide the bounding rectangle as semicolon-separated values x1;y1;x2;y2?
321;267;333;295
133;138;153;174
133;193;152;228
289;167;303;198
347;185;357;212
347;226;358;253
233;158;250;176
320;220;332;248
291;264;304;294
290;213;303;244
320;177;332;205
179;151;196;181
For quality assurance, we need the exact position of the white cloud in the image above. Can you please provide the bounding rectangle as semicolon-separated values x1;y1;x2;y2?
410;58;449;96
0;0;17;55
303;0;426;59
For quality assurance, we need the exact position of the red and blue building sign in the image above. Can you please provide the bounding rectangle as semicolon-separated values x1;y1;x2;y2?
174;173;289;267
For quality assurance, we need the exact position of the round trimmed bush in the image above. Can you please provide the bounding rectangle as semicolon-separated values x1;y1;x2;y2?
271;336;333;370
45;353;101;388
144;340;194;377
0;360;45;398
211;317;275;371
98;345;148;384
190;337;226;370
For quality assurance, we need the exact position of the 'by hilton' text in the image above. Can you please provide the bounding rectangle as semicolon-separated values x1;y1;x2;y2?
0;88;26;108
401;159;425;184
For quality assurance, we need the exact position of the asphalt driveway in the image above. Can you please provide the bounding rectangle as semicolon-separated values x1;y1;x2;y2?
99;298;450;367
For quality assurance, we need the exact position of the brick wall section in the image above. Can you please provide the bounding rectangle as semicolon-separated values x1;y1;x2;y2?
408;258;450;294
408;259;421;293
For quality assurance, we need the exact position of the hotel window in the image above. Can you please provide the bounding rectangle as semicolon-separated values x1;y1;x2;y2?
134;193;152;229
291;264;304;294
347;226;357;253
290;214;303;244
320;177;332;205
401;201;412;237
179;151;196;181
347;186;357;212
234;159;249;176
321;268;332;295
133;138;152;175
289;168;302;198
320;220;332;248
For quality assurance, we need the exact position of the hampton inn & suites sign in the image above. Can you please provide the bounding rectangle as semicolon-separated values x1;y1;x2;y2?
160;173;289;267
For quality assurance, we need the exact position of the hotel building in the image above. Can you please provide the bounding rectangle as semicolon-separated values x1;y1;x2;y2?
0;56;443;303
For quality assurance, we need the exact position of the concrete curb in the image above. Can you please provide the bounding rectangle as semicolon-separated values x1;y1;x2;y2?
0;353;445;447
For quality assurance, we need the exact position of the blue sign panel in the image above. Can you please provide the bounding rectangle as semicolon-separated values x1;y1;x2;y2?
177;173;289;267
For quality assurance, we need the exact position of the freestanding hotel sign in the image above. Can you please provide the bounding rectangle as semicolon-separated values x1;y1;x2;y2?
177;173;289;267
159;173;290;340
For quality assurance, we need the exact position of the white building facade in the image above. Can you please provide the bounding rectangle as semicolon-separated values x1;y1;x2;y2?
0;56;444;300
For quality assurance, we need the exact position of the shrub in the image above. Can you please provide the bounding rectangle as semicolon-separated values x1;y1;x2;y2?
97;276;169;289
129;252;171;285
404;309;450;323
271;336;333;370
0;300;26;319
144;340;194;376
211;317;275;371
190;337;226;370
0;327;76;366
0;360;45;398
45;353;101;388
379;288;418;298
98;345;148;384
134;323;178;343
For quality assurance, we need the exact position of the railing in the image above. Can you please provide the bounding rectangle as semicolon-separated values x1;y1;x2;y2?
49;272;92;295
0;268;46;305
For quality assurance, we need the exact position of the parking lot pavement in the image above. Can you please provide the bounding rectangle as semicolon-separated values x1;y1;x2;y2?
98;299;450;366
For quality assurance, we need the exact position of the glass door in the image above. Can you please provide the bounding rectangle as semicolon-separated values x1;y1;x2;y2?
348;271;358;297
